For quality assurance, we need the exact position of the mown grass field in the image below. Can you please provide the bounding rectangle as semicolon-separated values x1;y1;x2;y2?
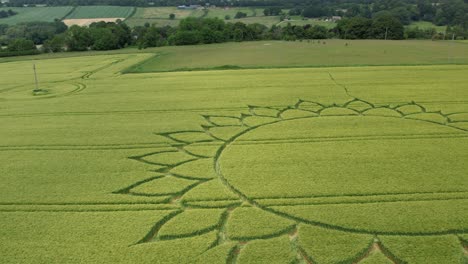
0;41;467;263
0;6;74;25
205;7;255;19
64;5;136;19
125;40;468;72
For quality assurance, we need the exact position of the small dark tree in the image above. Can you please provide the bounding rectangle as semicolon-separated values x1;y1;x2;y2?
42;34;65;52
169;13;175;20
372;14;404;39
234;11;247;19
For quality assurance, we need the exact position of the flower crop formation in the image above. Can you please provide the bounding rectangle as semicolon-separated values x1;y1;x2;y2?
114;97;468;264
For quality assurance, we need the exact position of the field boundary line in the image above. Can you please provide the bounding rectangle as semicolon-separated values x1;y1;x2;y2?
61;6;76;20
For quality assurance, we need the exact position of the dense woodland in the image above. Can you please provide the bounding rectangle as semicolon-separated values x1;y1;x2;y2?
0;0;467;56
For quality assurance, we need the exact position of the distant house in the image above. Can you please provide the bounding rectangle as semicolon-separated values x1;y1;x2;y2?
1;0;10;3
177;5;200;10
331;16;342;21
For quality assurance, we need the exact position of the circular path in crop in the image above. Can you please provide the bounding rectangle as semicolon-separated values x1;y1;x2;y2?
219;116;468;234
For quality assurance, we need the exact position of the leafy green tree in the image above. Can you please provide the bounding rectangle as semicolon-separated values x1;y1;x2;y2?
169;30;202;45
336;17;373;39
169;13;175;20
372;14;404;39
434;0;467;27
305;25;329;39
6;38;36;52
246;23;268;40
42;34;65;52
137;26;167;48
90;27;119;50
65;25;92;51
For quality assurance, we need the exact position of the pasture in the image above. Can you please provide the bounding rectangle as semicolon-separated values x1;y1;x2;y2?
0;6;74;25
205;7;255;19
0;41;467;263
125;7;205;27
407;21;447;33
278;18;336;28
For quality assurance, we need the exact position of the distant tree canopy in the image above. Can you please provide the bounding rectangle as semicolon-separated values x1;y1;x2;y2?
263;7;282;16
64;20;131;51
335;14;404;39
7;38;36;51
2;20;66;45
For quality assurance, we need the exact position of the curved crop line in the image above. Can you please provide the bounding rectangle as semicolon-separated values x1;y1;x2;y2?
2;57;128;102
158;224;219;241
375;239;407;264
226;244;242;264
342;238;376;264
134;210;183;245
253;190;468;201
248;105;282;118
297;246;315;264
212;100;468;237
176;145;212;159
128;179;206;198
260;196;468;207
120;98;467;246
202;114;243;127
112;175;165;194
317;106;362;115
229;224;296;242
3;82;87;102
183;201;242;209
344;97;375;109
265;205;468;236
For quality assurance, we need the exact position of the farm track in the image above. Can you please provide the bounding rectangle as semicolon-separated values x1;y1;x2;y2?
0;142;170;151
0;56;129;102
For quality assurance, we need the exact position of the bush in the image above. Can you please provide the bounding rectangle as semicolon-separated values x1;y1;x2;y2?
234;12;247;19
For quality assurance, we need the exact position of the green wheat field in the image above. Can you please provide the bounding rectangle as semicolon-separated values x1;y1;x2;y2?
0;40;467;263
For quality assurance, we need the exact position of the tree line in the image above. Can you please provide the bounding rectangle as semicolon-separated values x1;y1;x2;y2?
0;14;466;57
